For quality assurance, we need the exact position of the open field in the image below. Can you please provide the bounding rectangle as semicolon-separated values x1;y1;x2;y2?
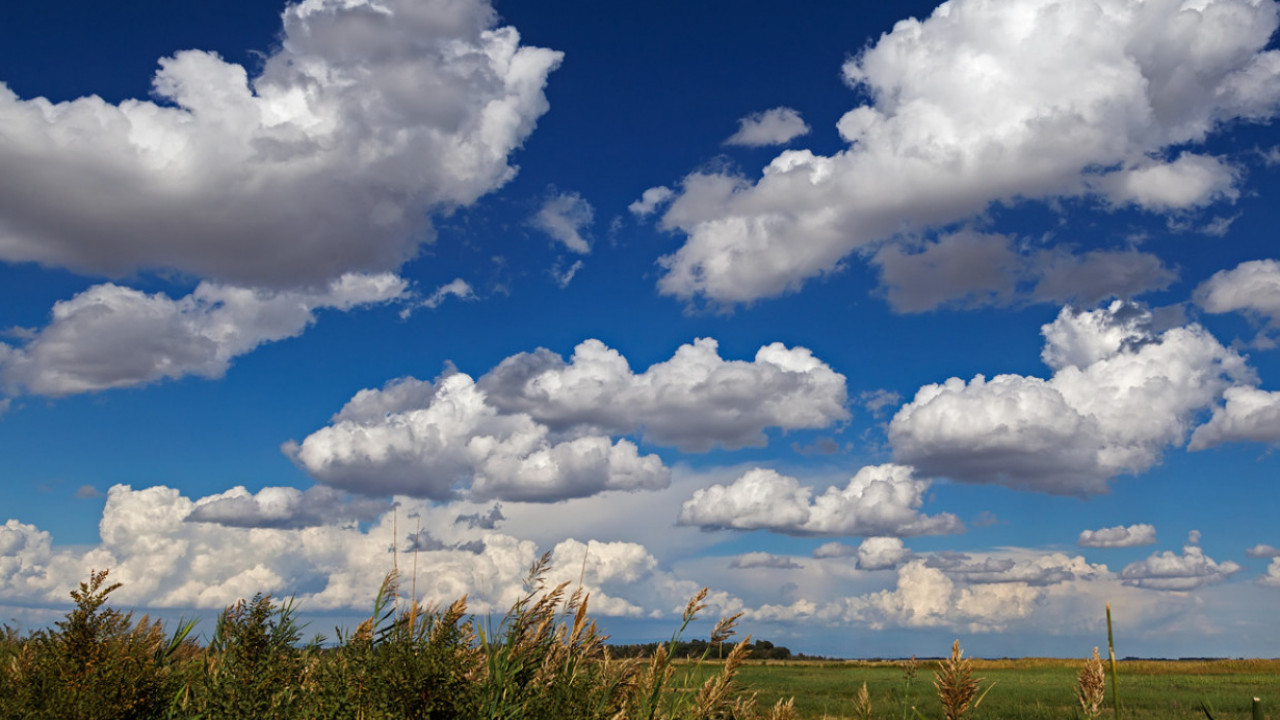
674;658;1280;720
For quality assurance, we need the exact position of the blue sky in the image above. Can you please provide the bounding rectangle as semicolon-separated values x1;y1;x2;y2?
3;0;1280;658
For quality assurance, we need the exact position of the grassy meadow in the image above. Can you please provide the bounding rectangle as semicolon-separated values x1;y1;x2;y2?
2;564;1276;720
676;658;1280;720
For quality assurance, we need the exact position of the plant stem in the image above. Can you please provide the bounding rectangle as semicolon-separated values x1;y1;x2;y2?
1107;602;1121;720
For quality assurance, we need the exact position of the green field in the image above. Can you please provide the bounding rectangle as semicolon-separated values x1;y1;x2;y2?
673;658;1280;720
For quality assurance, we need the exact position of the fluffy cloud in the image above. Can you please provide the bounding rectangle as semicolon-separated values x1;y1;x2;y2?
185;486;390;529
1245;543;1280;558
1260;558;1280;587
0;0;561;287
655;0;1279;304
1121;539;1241;590
1079;524;1158;548
0;273;405;396
728;552;803;570
835;560;1045;631
677;464;963;537
288;371;669;502
890;301;1252;494
811;541;857;559
1195;259;1280;324
855;537;913;570
874;233;1176;312
724;107;811;147
628;186;675;217
479;338;848;451
531;190;594;254
1189;386;1280;448
0;485;703;617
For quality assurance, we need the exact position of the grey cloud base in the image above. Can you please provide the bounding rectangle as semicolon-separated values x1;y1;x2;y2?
0;0;561;287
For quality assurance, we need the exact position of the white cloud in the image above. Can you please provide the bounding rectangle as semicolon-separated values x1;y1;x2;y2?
0;485;694;616
288;371;669;502
1245;543;1280;558
0;0;560;288
1093;152;1239;209
890;301;1252;494
1079;524;1157;548
423;279;477;310
728;552;803;570
1195;258;1280;324
185;485;390;529
855;537;913;570
1260;558;1280;587
1189;386;1280;449
677;464;963;537
1121;542;1241;590
479;337;848;452
811;541;857;559
532;190;594;254
836;560;1045;631
628;186;675;217
0;273;406;397
655;0;1278;304
724;107;811;147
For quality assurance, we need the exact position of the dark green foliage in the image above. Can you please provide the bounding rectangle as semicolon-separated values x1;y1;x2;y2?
0;569;195;720
179;593;307;720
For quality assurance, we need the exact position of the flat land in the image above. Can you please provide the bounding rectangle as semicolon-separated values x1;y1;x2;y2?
680;658;1280;720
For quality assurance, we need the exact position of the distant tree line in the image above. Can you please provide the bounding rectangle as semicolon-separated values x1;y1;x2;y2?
608;638;819;660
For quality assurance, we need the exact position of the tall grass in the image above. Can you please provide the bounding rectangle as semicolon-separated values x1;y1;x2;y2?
0;563;792;720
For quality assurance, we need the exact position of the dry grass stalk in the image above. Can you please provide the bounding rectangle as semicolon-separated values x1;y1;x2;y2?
934;639;990;720
853;680;873;720
693;633;751;714
1077;646;1106;720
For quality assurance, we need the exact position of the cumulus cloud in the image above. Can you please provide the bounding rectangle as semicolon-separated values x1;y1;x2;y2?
1121;542;1241;590
531;190;594;254
834;560;1045;631
1189;386;1280;449
0;0;562;288
855;537;913;570
288;370;669;502
724;107;811;147
1195;259;1280;346
728;552;803;570
1079;524;1157;548
890;301;1252;494
811;541;857;559
479;337;848;452
1245;543;1280;558
0;485;694;616
677;464;963;537
185;485;390;529
0;273;406;397
628;186;675;217
873;232;1176;313
655;0;1278;304
1260;558;1280;587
